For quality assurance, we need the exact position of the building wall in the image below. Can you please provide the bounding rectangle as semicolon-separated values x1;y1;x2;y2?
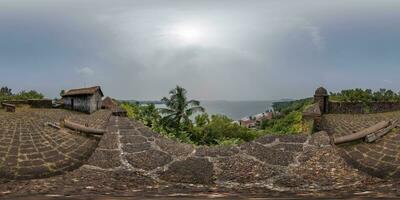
89;92;103;113
63;91;103;113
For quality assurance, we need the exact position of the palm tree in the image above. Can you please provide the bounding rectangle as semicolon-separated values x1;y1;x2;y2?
139;104;160;127
158;86;205;132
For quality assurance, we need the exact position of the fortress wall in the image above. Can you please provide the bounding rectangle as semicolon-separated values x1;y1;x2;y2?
1;99;52;108
28;99;53;108
328;101;400;114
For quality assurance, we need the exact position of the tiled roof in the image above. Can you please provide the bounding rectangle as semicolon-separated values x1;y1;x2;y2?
62;86;103;97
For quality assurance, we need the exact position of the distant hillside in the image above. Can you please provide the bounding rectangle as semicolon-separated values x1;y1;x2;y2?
118;100;163;104
272;98;313;114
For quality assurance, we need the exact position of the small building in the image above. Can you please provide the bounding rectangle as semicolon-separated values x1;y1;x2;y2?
62;86;104;113
239;112;273;128
239;118;257;128
102;96;118;110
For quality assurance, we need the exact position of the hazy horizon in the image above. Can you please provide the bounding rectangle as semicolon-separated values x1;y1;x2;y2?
1;0;400;100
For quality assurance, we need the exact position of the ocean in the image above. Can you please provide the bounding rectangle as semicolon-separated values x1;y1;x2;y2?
155;100;273;120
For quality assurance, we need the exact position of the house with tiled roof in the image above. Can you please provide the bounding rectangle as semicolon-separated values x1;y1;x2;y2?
61;86;103;113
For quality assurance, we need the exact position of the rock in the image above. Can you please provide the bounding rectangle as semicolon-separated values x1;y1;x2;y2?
123;142;152;153
278;135;308;143
86;149;121;169
194;146;239;157
160;157;214;184
214;155;282;183
240;142;295;166
155;138;194;157
125;150;172;170
310;131;331;147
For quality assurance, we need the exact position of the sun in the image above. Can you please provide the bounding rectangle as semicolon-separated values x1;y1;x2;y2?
166;23;209;45
174;26;203;43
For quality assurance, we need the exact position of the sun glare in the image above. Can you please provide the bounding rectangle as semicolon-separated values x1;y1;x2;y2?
166;23;209;45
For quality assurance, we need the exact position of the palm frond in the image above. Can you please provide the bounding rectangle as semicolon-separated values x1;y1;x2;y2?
186;106;205;114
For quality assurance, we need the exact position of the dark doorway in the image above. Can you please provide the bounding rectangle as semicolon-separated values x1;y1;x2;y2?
323;96;328;113
71;99;74;110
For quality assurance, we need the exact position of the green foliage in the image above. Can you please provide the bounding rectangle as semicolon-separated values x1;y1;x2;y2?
194;113;209;127
330;88;400;103
121;102;160;127
0;86;44;102
158;85;205;132
121;86;264;146
13;90;44;100
262;111;303;134
0;87;12;96
191;114;260;145
272;98;313;115
262;98;313;134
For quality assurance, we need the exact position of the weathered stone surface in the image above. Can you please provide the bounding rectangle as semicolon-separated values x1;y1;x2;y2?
322;112;400;178
195;145;239;157
97;133;119;149
119;129;141;136
274;174;309;188
155;137;194;157
277;135;308;143
126;150;172;170
120;135;147;144
122;142;151;153
160;157;214;184
0;109;110;180
254;135;278;145
137;127;159;138
310;131;331;147
214;155;281;183
87;150;121;169
240;142;295;166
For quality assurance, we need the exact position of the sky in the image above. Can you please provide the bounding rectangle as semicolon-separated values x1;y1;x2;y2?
1;0;400;101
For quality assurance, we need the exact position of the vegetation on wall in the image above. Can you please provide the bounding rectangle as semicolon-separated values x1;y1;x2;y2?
261;98;313;134
272;98;313;115
0;86;44;102
330;88;400;103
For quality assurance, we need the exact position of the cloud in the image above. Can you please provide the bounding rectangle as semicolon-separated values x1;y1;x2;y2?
306;25;324;51
1;0;400;100
76;67;94;76
383;79;393;84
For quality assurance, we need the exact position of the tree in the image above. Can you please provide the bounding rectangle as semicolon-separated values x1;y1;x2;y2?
15;90;44;100
158;86;205;133
0;87;12;96
195;113;209;127
60;90;65;97
138;104;160;127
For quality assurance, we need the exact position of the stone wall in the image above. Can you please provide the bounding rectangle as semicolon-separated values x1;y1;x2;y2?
1;100;29;106
0;99;52;108
328;101;400;114
28;99;53;108
85;116;330;186
302;103;320;131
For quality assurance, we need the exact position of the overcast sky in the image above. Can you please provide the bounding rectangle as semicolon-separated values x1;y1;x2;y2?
1;0;400;100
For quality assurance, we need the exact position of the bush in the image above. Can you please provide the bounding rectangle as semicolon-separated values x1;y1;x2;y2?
191;114;260;145
0;86;44;102
330;88;400;103
262;111;303;134
263;98;312;134
121;103;262;146
272;98;313;115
